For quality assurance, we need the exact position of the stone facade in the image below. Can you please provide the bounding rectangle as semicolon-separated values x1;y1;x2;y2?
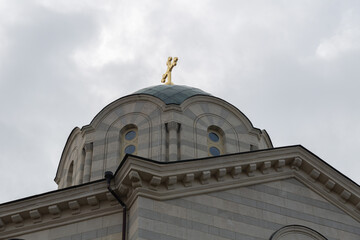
1;85;359;240
130;179;360;240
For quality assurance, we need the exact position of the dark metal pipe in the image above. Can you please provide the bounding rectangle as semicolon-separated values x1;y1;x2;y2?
105;171;127;240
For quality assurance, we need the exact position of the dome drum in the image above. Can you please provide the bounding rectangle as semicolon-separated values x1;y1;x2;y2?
55;85;272;188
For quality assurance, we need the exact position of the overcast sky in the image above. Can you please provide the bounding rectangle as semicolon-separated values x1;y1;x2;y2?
0;0;359;203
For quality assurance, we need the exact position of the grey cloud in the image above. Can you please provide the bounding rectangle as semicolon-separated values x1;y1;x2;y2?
0;1;359;203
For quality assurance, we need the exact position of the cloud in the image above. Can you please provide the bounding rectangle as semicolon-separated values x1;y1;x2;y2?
0;1;359;203
0;1;102;202
316;9;360;60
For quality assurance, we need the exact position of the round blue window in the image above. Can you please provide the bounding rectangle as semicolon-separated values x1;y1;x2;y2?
209;146;220;156
209;132;219;142
125;130;136;140
125;145;136;154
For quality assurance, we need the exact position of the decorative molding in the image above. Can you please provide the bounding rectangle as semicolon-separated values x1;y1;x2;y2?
11;214;23;227
340;190;351;202
68;200;80;215
310;169;320;182
112;147;360;222
231;166;242;178
260;161;271;174
246;163;257;177
166;176;177;190
29;209;42;223
200;171;211;184
275;159;285;172
291;157;302;170
149;176;162;190
118;184;129;196
270;225;327;240
48;205;61;219
216;168;227;181
183;173;194;187
87;196;99;210
1;146;360;238
0;182;122;239
129;170;142;188
325;179;335;192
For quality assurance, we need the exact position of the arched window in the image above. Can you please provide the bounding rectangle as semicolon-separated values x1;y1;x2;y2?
121;125;138;158
270;225;327;240
207;126;225;157
66;161;74;187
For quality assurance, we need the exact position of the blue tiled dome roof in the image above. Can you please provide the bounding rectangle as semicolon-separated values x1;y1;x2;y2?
132;85;212;105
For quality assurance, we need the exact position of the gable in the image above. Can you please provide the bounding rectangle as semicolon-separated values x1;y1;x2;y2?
130;178;359;240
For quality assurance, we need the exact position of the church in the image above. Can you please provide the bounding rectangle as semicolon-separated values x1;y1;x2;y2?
0;58;359;240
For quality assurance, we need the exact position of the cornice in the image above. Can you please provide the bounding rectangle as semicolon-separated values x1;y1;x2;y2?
0;181;122;239
1;146;359;238
113;146;360;221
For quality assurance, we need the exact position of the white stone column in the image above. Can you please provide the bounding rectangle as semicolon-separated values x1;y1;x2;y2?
82;142;93;183
75;149;85;185
166;121;180;162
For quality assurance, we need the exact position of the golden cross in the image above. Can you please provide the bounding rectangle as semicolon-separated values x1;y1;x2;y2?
161;57;178;85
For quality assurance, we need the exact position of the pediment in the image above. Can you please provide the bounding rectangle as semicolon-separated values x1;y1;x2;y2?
112;145;360;221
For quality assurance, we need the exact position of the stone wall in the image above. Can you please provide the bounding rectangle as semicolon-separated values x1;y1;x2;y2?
15;213;122;240
129;178;360;240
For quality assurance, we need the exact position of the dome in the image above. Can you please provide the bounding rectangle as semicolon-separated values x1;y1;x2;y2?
56;84;273;189
132;85;212;105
